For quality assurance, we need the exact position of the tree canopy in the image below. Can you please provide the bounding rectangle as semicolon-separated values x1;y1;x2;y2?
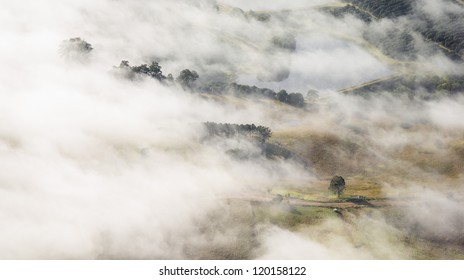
176;69;200;89
329;176;346;197
113;60;167;81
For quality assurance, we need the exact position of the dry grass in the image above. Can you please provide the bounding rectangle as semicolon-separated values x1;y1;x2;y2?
271;175;386;203
270;128;372;177
271;125;464;188
253;204;336;229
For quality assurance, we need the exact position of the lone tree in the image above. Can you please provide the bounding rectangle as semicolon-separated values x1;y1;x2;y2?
59;37;93;62
329;176;346;197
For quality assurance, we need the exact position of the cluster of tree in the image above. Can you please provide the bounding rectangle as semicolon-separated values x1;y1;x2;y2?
276;90;305;107
112;60;305;107
323;4;372;23
113;60;200;89
229;83;278;99
58;37;304;108
203;122;272;144
230;83;305;107
56;37;304;108
203;122;301;162
115;60;169;82
59;37;93;61
199;82;305;107
343;0;413;19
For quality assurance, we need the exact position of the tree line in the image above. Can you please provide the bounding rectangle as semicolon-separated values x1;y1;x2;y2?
203;122;272;144
200;82;305;108
59;37;307;108
115;60;306;108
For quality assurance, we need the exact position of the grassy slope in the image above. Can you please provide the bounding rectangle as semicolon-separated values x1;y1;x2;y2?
209;1;464;257
258;123;464;259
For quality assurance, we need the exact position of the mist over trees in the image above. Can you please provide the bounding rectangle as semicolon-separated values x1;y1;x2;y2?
113;61;168;81
59;37;93;62
341;0;464;60
111;59;307;108
204;122;272;144
176;69;200;89
4;0;464;261
329;176;346;198
272;34;297;52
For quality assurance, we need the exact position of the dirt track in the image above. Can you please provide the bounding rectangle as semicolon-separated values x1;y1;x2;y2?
226;191;414;209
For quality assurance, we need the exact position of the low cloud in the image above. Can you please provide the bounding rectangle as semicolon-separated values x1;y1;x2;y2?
0;0;463;259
